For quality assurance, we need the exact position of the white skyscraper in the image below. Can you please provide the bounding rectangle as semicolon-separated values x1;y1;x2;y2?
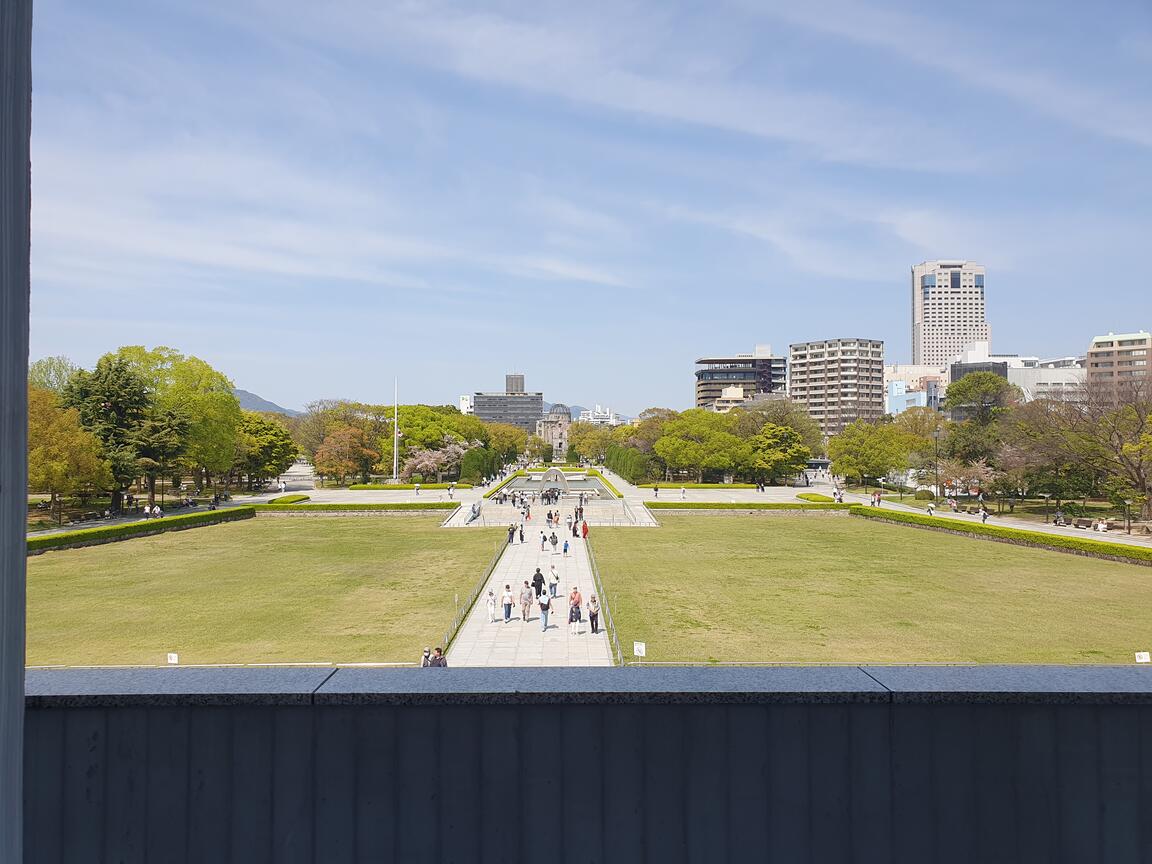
911;260;989;367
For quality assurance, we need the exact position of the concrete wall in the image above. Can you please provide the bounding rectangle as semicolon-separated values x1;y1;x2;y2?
25;666;1152;863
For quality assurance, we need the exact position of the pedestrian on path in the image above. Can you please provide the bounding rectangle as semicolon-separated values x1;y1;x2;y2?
520;581;534;623
532;567;545;597
563;539;569;557
653;485;659;498
568;586;583;635
927;501;936;516
538;591;552;632
519;523;525;543
486;590;497;623
501;584;514;623
430;647;447;667
980;506;990;524
548;565;560;598
566;514;573;532
421;647;432;667
507;524;516;545
540;531;547;551
588;595;600;634
681;487;686;500
550;532;559;553
581;521;589;540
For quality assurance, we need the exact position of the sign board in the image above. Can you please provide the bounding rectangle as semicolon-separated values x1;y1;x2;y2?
167;652;179;665
633;641;646;658
1136;652;1150;664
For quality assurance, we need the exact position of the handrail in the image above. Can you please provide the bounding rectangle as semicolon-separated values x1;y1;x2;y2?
443;538;507;651
585;538;624;666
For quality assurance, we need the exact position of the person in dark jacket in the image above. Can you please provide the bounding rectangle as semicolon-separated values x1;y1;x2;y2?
531;567;546;597
430;647;447;667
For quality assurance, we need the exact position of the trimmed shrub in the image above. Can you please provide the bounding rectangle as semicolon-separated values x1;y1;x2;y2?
605;444;651;484
268;494;310;504
638;483;757;489
588;469;624;498
648;502;851;510
914;490;935;501
251;502;458;512
850;506;1152;566
483;471;527;499
796;493;835;503
27;507;256;554
348;483;473;490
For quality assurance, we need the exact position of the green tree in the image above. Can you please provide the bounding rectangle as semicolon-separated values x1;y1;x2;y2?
653;410;746;481
827;421;911;487
62;355;152;510
314;425;379;485
944;372;1021;424
568;422;613;462
237;412;298;484
133;408;190;507
525;435;553;462
749;423;812;484
28;355;79;394
27;387;113;523
486;422;528;461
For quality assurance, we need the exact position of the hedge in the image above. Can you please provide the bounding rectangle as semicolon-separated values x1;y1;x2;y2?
588;469;624;498
251;502;458;512
268;494;310;504
483;471;527;499
796;493;835;503
347;483;473;490
850;506;1152;566
527;465;584;472
647;502;852;511
27;507;257;554
638;483;757;489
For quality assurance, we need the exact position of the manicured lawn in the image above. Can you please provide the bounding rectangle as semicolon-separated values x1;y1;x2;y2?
27;517;502;666
593;515;1152;664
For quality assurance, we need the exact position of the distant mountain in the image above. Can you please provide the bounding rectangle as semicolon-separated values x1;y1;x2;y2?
234;389;302;417
543;402;587;420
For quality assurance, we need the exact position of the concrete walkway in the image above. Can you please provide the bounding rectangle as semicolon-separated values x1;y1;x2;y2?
448;532;613;667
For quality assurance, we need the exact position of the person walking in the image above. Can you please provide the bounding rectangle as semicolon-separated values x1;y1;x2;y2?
538;590;552;632
581;521;589;540
430;647;447;667
486;589;497;623
588;595;601;634
680;486;686;500
653;485;659;499
980;506;990;524
926;501;936;517
540;531;547;551
531;567;545;597
501;584;514;623
519;523;525;544
568;586;583;635
507;524;516;545
421;647;432;667
550;532;559;553
520;581;534;623
563;539;569;557
548;564;560;598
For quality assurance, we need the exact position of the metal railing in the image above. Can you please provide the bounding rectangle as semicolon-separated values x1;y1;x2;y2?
443;537;507;651
585;538;624;665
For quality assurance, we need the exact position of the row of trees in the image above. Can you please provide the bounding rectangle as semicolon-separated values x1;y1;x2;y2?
28;349;297;514
566;401;823;485
826;372;1152;518
284;401;528;485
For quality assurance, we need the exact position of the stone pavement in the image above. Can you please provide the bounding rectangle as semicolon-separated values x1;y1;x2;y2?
448;529;613;667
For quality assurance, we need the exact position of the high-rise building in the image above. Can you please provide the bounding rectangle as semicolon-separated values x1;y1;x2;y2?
911;260;989;367
694;345;786;409
1086;331;1151;400
472;374;544;431
788;338;885;435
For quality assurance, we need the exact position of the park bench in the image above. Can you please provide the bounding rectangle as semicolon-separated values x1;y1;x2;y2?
1073;518;1093;530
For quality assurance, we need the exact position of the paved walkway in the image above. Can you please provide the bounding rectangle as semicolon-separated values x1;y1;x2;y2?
448;532;613;667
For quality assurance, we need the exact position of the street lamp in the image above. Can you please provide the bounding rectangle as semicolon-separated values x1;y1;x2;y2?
1126;499;1133;535
1041;492;1052;524
932;427;942;503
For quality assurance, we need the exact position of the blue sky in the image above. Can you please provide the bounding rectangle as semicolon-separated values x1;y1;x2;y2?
29;0;1152;414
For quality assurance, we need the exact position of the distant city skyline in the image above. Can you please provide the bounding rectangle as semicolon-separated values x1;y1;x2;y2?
28;0;1152;414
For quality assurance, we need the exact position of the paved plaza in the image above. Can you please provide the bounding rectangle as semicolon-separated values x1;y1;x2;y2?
447;529;613;667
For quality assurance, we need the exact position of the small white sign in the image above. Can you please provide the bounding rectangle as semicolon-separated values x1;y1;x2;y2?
167;653;179;665
633;641;646;658
1136;652;1150;664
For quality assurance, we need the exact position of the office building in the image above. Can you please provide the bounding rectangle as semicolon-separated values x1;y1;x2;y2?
458;395;474;415
1086;331;1152;400
694;345;786;409
472;374;544;432
1008;365;1085;402
577;405;625;427
886;380;941;415
788;338;885;435
535;403;573;455
911;260;990;367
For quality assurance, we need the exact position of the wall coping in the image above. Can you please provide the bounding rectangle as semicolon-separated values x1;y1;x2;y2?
24;665;1152;708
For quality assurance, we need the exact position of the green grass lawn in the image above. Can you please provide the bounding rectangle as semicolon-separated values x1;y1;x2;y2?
593;515;1152;664
27;517;501;666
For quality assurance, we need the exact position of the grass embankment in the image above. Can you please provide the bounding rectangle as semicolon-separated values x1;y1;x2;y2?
28;507;256;554
647;502;849;511
593;515;1152;664
250;502;457;512
348;483;473;490
26;517;501;666
638;483;757;489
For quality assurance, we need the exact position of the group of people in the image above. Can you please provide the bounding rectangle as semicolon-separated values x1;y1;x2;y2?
487;571;601;634
420;647;447;667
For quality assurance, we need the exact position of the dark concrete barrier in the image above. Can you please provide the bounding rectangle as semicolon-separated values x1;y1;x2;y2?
25;666;1152;863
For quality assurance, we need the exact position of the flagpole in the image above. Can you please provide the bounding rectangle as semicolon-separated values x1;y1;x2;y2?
392;378;399;482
